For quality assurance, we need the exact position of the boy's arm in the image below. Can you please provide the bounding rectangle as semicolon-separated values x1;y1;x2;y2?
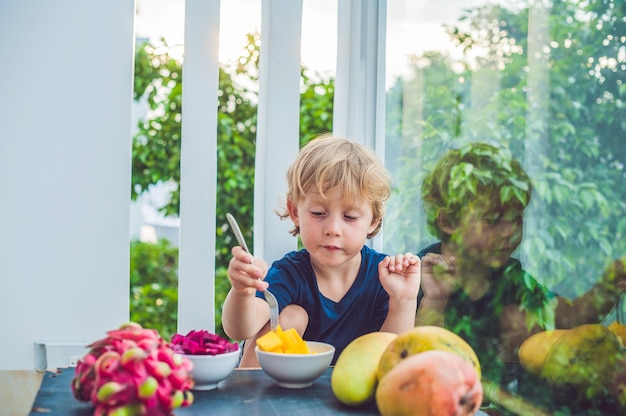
415;297;448;326
222;289;270;340
381;296;418;333
414;253;457;327
222;246;271;340
555;255;626;328
378;254;420;333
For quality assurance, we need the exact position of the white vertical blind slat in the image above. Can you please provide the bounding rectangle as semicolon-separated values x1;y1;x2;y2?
177;0;221;334
253;0;303;264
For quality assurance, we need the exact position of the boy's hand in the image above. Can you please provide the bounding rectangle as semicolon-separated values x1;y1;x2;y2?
227;246;269;295
378;253;421;299
420;253;457;300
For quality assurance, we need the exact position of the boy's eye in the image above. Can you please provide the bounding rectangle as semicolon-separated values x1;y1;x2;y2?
310;211;326;218
501;212;524;223
483;214;523;225
482;216;500;225
344;215;358;221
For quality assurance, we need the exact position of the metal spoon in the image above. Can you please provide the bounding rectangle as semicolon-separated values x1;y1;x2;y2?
226;213;279;331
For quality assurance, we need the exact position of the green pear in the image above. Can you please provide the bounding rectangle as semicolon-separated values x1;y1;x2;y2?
331;332;397;406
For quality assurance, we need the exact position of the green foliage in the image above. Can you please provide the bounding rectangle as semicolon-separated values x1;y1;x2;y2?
129;239;179;339
300;68;334;143
384;0;626;301
213;266;231;339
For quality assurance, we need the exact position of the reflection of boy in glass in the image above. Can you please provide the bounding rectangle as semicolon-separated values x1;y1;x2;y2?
415;142;626;385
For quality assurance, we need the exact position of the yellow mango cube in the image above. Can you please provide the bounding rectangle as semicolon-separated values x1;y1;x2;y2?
278;328;300;349
256;330;283;352
273;324;284;335
280;328;311;354
256;325;312;354
284;339;310;354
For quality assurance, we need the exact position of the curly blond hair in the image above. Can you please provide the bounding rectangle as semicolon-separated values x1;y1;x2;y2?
422;142;533;241
277;134;391;238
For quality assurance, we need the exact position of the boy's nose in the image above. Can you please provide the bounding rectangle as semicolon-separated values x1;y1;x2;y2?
499;220;521;238
500;221;514;235
324;216;342;236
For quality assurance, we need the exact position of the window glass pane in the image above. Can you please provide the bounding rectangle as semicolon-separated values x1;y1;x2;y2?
220;0;261;66
301;0;337;141
302;0;337;78
384;1;626;413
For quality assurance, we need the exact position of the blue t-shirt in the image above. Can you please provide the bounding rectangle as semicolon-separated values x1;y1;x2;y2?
255;245;389;364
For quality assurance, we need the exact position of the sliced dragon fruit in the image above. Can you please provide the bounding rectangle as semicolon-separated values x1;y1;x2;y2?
170;329;239;355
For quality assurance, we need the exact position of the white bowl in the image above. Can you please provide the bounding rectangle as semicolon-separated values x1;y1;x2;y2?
255;341;335;389
183;349;240;390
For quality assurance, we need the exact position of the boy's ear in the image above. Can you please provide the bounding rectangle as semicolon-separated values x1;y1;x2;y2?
437;211;456;235
369;217;381;234
287;199;300;226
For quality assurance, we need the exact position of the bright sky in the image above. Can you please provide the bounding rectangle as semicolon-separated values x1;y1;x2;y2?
135;0;337;75
134;0;494;86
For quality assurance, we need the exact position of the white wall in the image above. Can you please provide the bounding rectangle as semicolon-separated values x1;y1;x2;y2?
0;0;134;370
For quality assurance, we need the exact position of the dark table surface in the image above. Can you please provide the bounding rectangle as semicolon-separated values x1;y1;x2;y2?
30;367;492;415
30;367;380;415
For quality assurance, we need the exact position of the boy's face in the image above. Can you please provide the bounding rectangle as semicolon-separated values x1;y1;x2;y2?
451;203;525;269
288;186;379;268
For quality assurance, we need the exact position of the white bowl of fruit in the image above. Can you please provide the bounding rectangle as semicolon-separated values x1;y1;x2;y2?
255;326;335;389
171;330;240;391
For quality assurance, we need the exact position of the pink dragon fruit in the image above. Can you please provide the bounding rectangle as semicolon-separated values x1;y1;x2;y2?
71;322;194;415
170;329;238;355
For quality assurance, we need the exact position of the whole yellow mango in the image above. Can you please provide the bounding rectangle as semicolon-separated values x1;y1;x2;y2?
331;332;397;406
377;326;481;381
540;324;623;400
376;350;483;416
608;321;626;347
518;329;567;376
